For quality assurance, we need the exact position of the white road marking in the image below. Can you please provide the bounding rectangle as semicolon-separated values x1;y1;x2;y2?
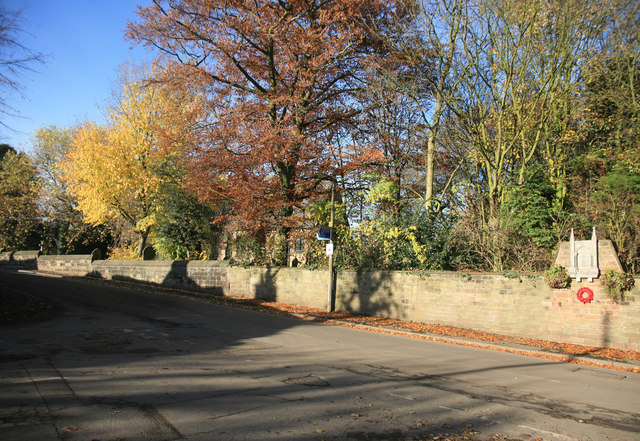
389;393;414;400
438;405;463;412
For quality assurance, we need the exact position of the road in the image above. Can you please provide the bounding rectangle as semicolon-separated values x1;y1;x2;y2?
1;270;639;441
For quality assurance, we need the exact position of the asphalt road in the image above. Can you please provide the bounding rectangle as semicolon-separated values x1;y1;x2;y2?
1;270;639;441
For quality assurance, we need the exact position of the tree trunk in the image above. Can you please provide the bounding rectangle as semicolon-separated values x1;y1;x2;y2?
274;160;296;266
136;227;150;258
425;132;435;212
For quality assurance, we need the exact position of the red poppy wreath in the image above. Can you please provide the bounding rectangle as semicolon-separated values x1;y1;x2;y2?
576;287;594;304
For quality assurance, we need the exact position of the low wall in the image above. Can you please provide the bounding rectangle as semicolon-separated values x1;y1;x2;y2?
37;254;93;275
0;250;40;269
91;260;229;295
32;254;640;351
227;266;328;309
337;271;640;351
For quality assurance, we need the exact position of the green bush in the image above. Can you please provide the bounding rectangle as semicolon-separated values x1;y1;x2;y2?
600;269;635;302
544;265;572;289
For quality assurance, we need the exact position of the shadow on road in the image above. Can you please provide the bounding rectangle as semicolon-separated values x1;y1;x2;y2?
1;270;637;441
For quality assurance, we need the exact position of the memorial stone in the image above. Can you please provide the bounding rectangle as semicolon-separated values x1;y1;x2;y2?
553;227;624;282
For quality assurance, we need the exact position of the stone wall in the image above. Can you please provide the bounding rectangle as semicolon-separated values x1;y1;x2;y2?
0;250;40;269
36;249;102;276
337;270;640;351
226;266;328;309
91;260;229;295
37;254;93;275
31;255;640;351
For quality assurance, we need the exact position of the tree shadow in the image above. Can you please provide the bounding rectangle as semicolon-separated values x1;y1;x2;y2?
601;309;611;349
254;266;279;302
338;269;400;319
106;261;225;296
2;271;635;440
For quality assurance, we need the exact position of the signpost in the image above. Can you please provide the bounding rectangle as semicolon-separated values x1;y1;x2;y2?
327;183;335;312
314;175;337;313
317;225;332;241
325;242;334;255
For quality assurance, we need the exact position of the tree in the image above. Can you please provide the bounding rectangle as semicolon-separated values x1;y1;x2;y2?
32;125;109;254
0;148;41;250
62;70;197;257
154;181;220;260
377;0;468;215
0;7;44;128
441;0;616;271
590;167;640;273
581;29;640;172
127;0;395;260
0;142;14;160
352;74;425;223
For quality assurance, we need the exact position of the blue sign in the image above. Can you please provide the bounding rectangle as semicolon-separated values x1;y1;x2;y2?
317;225;333;241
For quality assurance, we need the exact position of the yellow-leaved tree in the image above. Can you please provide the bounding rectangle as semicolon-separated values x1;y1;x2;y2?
62;68;197;257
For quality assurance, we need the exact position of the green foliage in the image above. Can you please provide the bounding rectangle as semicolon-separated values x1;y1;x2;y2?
338;217;456;271
347;221;427;270
153;236;189;261
600;269;635;302
582;54;640;171
0;144;16;160
153;182;218;260
41;221;110;256
544;265;572;289
269;233;289;267
0;150;42;250
308;199;348;228
591;167;640;273
229;234;264;267
502;176;556;249
363;178;402;220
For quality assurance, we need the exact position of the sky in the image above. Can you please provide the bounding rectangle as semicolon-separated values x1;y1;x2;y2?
0;0;152;151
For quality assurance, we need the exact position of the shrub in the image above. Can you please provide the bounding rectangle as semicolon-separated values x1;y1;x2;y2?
544;265;572;289
600;269;635;302
107;243;139;260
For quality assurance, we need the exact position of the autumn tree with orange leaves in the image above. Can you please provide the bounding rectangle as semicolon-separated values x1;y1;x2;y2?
127;0;400;261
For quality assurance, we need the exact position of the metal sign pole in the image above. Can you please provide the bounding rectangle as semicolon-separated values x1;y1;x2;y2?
327;182;335;312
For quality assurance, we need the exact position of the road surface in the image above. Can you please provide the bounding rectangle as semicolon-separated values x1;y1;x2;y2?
1;270;639;440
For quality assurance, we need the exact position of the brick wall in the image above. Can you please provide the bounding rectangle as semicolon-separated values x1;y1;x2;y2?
33;255;640;351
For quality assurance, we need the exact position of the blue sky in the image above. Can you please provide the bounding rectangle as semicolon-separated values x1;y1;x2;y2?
1;0;152;151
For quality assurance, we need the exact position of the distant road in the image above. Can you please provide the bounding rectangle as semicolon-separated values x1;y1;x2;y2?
1;270;639;441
